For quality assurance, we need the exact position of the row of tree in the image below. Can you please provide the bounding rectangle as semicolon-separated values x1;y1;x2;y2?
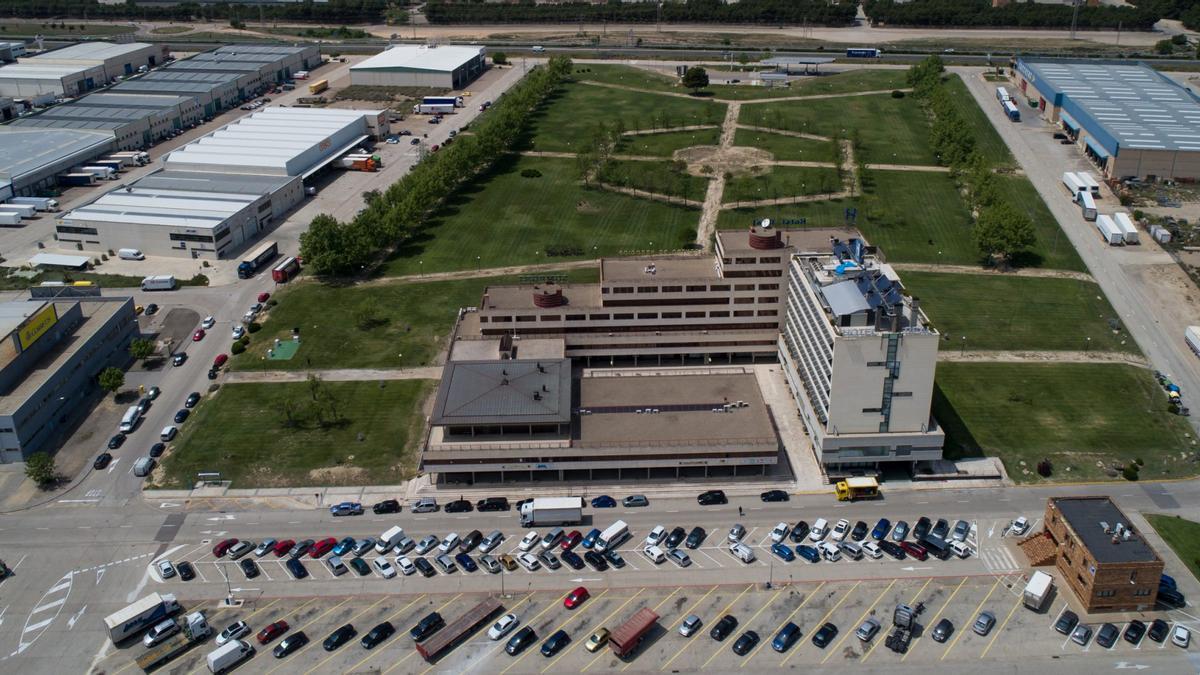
864;0;1160;30
0;0;388;24
425;0;857;26
299;56;575;276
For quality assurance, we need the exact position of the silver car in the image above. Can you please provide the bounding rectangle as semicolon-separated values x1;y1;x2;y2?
679;614;702;637
952;520;970;542
973;611;996;636
415;535;439;555
254;539;276;557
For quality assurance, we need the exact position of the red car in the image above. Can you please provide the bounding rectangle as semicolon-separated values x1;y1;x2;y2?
257;292;270;303
564;586;590;609
309;537;337;558
899;541;929;561
192;328;206;341
212;538;239;558
213;353;228;369
560;530;583;551
272;539;295;557
257;620;289;644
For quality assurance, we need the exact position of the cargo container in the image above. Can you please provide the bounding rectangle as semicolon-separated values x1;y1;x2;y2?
94;159;124;173
237;240;278;279
415;598;503;661
1149;224;1172;244
293;70;309;80
1002;100;1020;122
1024;571;1053;610
271;256;300;283
8;196;58;211
60;172;97;187
1061;172;1086;198
1096;215;1123;245
1187;326;1200;356
609;607;659;657
0;211;23;226
995;86;1011;103
1077;172;1101;197
1113;212;1139;244
104;593;182;643
1077;191;1097;221
0;203;34;218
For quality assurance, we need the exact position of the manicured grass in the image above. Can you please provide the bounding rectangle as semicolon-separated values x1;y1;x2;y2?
597;159;710;202
786;69;910;96
233;268;599;372
381;156;698;276
740;93;935;165
901;272;1138;353
933;363;1194;483
149;25;192;34
992;174;1085;271
722;166;841;205
942;74;1015;169
155;380;434;489
523;83;725;153
733;128;835;162
616;128;721;157
1145;515;1200;582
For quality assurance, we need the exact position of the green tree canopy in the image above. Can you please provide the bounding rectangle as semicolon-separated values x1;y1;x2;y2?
682;67;710;93
25;452;55;486
98;366;124;394
974;202;1036;267
128;338;155;360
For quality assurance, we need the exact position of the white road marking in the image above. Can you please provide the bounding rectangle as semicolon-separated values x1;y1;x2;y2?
107;458;121;473
66;606;86;630
22;618;54;634
30;598;67;615
10;555;26;571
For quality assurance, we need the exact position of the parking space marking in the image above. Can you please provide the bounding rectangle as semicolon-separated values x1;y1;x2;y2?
902;577;967;662
659;584;750;671
551;588;647;673
699;586;784;670
743;581;825;666
822;579;897;664
381;593;464;675
782;580;862;666
302;596;389;675
503;589;609;675
261;597;352;675
862;577;930;663
940;577;1002;660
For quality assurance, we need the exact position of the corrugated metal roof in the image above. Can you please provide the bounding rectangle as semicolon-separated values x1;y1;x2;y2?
0;63;93;79
0;127;114;181
352;45;483;74
31;42;154;63
821;279;870;316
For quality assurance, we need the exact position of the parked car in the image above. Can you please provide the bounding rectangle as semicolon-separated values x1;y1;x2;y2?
309;537;337;558
760;490;789;502
582;528;602;548
931;519;950;539
564;586;590;609
107;434;125;450
361;621;395;649
850;521;868;541
445;499;473;513
93;453;112;470
476;497;509;512
586;628;609;652
410;612;444;642
1172;625;1191;648
665;527;687;549
562;550;585;570
561;530;583;550
257;620;289;644
812;622;838;648
831;519;851;542
1054;611;1080;635
505;627;537;655
680;614;702;637
685;527;707;549
710;615;738;641
177;561;195;581
623;494;649;507
330;501;363;517
541;629;570;656
1071;624;1092;646
1124;619;1147;644
239;558;260;578
728;524;747;543
584;551;608;571
913;517;932;540
591;495;616;508
973;611;996;636
1096;623;1119;649
899;541;928;560
870;519;892;540
212;538;239;558
372;499;401;514
732;630;759;656
156;559;176;579
173;409;189;424
332;537;356;557
796;545;820;563
789;521;810;543
1148;619;1170;643
952;520;971;542
697;490;727;505
771;543;795;562
856;617;882;642
272;539;295;557
892;521;910;541
324;624;357;651
216;620;250;647
273;631;308;658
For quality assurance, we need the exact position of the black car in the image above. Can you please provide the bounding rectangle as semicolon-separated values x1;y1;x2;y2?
584;551;609;571
476;497;510;512
697;490;728;506
184;392;201;408
349;557;371;576
788;521;810;543
410;612;444;642
145;303;158;315
1096;623;1119;649
372;499;401;514
445;499;473;513
324;624;356;651
760;490;789;502
107;434;125;450
812;622;838;648
541;629;570;656
732;630;760;656
1157;587;1186;608
604;549;626;568
273;631;308;658
878;540;906;560
177;561;195;581
239;559;259;578
710;615;738;641
685;527;707;549
207;369;217;380
286;558;308;579
850;521;868;542
913;517;932;540
1124;620;1147;644
931;618;954;643
149;442;166;458
665;527;687;549
931;519;950;539
506;627;537;655
172;353;187;366
173;409;189;424
561;550;585;570
1054;610;1079;635
413;557;436;578
93;452;112;470
461;530;483;552
361;621;395;649
1148;619;1170;643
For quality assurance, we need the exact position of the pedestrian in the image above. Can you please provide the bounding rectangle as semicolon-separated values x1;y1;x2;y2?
738;506;744;517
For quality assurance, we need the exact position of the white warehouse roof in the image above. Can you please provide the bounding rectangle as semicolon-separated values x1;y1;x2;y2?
31;42;155;63
352;45;483;74
63;187;258;230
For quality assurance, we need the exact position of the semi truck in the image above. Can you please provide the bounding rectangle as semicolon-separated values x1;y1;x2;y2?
104;593;182;643
141;275;177;291
271;256;300;283
111;151;149;166
1113;212;1139;244
415;598;503;661
518;497;584;527
8;196;58;211
609;607;658;657
1186;326;1200;356
79;165;117;180
412;102;455;115
338;156;378;171
60;172;97;187
237;240;278;279
835;476;880;501
135;611;211;672
1002;100;1020;122
1095;214;1123;245
1023;571;1054;610
846;47;882;58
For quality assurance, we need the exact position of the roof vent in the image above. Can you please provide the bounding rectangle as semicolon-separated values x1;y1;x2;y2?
1100;521;1110;533
1123;529;1133;541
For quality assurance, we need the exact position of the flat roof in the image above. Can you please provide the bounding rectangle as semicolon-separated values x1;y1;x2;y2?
482;283;603;310
212;44;313;56
11;117;124;131
1019;59;1200;153
31;42;153;63
81;92;191;109
65;186;256;229
109;80;217;95
0;127;113;180
431;359;572;426
1052;496;1160;565
29;253;90;268
352;45;483;73
761;56;836;66
0;63;90;79
601;257;717;282
448;337;565;362
0;301;47;340
139;70;241;85
133;170;294;196
716;226;862;253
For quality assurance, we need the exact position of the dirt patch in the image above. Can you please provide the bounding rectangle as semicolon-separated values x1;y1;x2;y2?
307;465;368;483
674;145;774;177
576;200;601;214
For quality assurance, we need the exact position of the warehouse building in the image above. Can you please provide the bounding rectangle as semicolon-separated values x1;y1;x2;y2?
11;91;204;149
0;42;27;63
1014;59;1200;180
0;127;114;199
0;62;105;98
0;297;138;463
350;44;485;89
111;70;241;115
27;42;165;81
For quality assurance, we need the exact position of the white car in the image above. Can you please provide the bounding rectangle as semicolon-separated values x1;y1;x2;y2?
770;522;790;544
231;325;245;340
395;556;416;576
156;559;176;579
373;557;397;579
645;525;667;548
519;531;540;552
861;541;883;559
201;316;215;329
831;519;851;542
1010;516;1030;536
809;518;829;542
1173;625;1191;648
488;613;520;640
143;619;180;647
517;552;541;571
215;620;250;646
438;533;460;553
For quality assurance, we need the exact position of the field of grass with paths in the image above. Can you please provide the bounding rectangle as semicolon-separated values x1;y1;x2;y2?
991;174;1085;271
572;65;910;101
943;75;1015;169
1145;515;1200;582
597;160;710;202
933;363;1194;482
732;128;835;162
155;380;433;489
616;128;722;157
722;166;842;204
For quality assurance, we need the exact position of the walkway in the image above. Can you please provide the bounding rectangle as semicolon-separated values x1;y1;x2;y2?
363;258;600;285
696;101;741;248
224;367;443;384
890;262;1096;282
938;350;1148;367
578;79;912;105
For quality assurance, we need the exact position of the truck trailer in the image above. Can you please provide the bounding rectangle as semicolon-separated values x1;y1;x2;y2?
104;593;182;643
412;103;455;115
79;165;117;180
271;256;300;283
60;172;97;187
1023;571;1054;610
1061;172;1086;198
135;611;211;672
518;497;584;527
8;196;58;211
1002;100;1020;121
608;607;659;657
1113;212;1139;244
1077;172;1101;197
1077;191;1097;221
141;275;177;291
1;203;35;218
0;211;23;226
1095;215;1123;245
1186;326;1200;356
415;598;503;661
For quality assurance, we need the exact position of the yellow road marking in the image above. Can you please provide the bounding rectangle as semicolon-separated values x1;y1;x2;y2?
780;580;861;667
660;583;752;671
262;597;352;675
862;577;930;663
742;581;825;666
500;590;593;675
302;596;387;675
339;594;429;675
901;577;967;662
555;589;648;673
941;577;1002;660
381;593;463;675
698;586;785;670
822;579;897;664
981;590;1025;658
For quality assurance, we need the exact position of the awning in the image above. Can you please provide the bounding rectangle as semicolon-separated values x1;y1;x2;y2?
28;253;90;269
1084;136;1111;160
1060;112;1079;132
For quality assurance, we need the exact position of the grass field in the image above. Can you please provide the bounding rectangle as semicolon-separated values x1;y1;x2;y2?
943;75;1015;169
785;69;910;96
740;93;936;165
155;380;434;488
722;166;841;204
597;159;710;202
992;175;1085;271
522;84;725;154
901;272;1138;353
616;128;722;157
933;363;1194;482
149;25;192;34
732;128;835;162
0;21;131;36
571;64;681;93
1145;515;1200;582
381;156;698;276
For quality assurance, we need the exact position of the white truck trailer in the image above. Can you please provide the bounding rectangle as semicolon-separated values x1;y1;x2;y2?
104;593;182;643
1061;172;1086;198
0;203;35;218
7;196;58;211
0;211;22;226
1077;171;1101;197
1096;215;1124;245
1186;326;1200;356
141;275;176;291
519;497;584;527
1077;191;1097;221
1023;571;1054;610
1113;212;1139;244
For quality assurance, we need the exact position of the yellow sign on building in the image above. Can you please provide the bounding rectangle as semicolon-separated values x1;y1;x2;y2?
17;304;58;351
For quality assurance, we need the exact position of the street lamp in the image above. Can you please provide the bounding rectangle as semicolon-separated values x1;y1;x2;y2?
960;335;967;355
1085;337;1091;352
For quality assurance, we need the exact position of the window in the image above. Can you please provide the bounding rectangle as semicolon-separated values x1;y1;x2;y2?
169;232;214;243
710;311;729;318
612;287;633;294
516;316;536;323
862;407;882;413
588;314;609;320
613;313;633;320
734;297;754;304
893;392;912;397
566;314;584;321
711;284;730;292
735;284;755;291
734;257;756;264
685;311;705;318
662;286;682;293
539;315;560;321
867;361;886;367
56;225;98;235
759;256;781;263
758;283;779;290
662;312;681;319
637;313;658;319
757;310;777;316
686;285;706;292
637;286;656;293
1134;588;1152;597
1096;589;1116;598
734;310;754;317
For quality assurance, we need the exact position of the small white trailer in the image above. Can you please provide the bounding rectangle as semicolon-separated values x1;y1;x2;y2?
1113;212;1139;244
1096;215;1124;245
1062;172;1087;198
1077;191;1097;221
1076;171;1101;197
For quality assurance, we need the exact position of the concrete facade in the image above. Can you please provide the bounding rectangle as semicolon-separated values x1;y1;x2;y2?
30;42;165;82
350;45;485;89
0;127;115;197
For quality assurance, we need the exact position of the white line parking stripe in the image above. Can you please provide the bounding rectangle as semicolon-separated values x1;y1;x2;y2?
30;598;67;615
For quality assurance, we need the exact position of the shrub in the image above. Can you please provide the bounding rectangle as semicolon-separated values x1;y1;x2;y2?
1036;459;1053;477
520;168;542;178
890;90;905;99
247;321;262;333
1122;463;1140;481
230;341;246;355
266;298;278;307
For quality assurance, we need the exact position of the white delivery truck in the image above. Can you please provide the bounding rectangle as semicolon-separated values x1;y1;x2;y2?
141;275;176;291
0;211;22;226
8;196;58;211
1096;215;1124;245
79;165;117;180
594;520;630;553
375;526;405;553
1113;212;1139;244
518;497;584;527
206;639;252;673
103;593;182;642
1186;326;1200;356
1076;191;1097;221
119;404;142;433
1023;571;1054;610
0;203;35;218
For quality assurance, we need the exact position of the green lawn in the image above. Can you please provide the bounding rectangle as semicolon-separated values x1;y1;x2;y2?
571;64;681;93
933;363;1195;483
1145;515;1200;582
901;272;1137;353
597;159;711;202
0;21;131;36
616;128;722;157
732;128;835;162
786;69;910;96
233;268;599;372
992;175;1085;271
522;83;725;153
740;93;935;165
722;166;841;204
943;75;1015;169
381;156;698;276
154;380;434;489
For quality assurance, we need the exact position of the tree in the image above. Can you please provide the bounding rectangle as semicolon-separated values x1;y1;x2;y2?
974;202;1036;268
307;372;324;402
492;51;508;65
128;338;155;360
25;452;56;487
98;367;124;395
681;66;709;94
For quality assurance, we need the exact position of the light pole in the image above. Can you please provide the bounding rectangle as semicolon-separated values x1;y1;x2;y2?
1085;337;1091;352
960;335;966;355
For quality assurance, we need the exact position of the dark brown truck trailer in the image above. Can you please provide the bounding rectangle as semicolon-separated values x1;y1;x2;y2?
416;597;503;661
609;607;659;657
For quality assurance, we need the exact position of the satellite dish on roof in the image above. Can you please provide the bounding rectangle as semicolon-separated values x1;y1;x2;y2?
761;218;772;229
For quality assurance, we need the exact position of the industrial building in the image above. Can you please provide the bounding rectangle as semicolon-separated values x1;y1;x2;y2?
0;297;138;463
350;45;486;89
0;42;165;98
0;127;115;199
1014;59;1200;180
25;42;166;81
0;42;27;63
110;70;242;116
10;91;204;150
1041;496;1164;612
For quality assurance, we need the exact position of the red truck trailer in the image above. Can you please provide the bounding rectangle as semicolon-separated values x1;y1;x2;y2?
271;256;300;283
416;598;503;661
609;607;659;657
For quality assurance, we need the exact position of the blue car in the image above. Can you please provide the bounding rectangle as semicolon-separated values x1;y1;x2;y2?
330;502;363;517
332;536;356;557
454;552;478;573
795;545;820;563
771;543;795;562
1161;574;1177;590
591;495;616;508
870;518;892;541
582;528;602;549
772;622;801;652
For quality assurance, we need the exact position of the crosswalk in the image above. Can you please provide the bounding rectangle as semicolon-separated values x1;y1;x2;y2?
978;545;1021;572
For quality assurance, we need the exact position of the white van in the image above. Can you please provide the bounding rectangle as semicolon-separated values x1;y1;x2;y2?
809;518;829;542
730;542;756;564
119;405;142;433
133;456;155;477
819;542;842;562
206;639;252;673
839;541;863;560
117;248;145;260
642;545;666;564
161;426;177;441
438;533;460;553
949;540;972;559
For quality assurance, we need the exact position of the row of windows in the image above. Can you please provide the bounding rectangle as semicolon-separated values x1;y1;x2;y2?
56;225;98;236
479;323;780;337
170;232;215;243
722;256;783;265
604;282;780;294
484;310;779;324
